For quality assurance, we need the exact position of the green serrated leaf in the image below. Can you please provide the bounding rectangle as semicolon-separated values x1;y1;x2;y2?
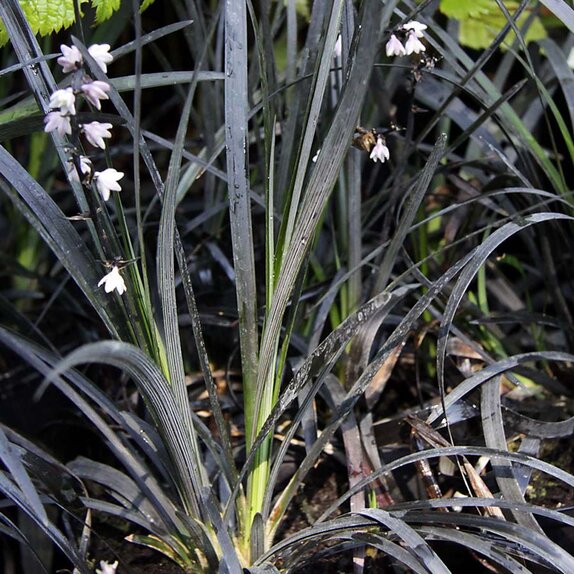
0;0;149;46
29;0;76;35
0;0;86;47
16;0;42;36
91;0;121;24
140;0;155;12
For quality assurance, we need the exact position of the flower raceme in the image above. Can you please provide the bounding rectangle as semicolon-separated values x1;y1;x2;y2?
46;42;127;299
44;43;114;139
45;44;125;211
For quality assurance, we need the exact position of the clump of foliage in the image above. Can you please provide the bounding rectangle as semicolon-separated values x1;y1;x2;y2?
1;0;574;572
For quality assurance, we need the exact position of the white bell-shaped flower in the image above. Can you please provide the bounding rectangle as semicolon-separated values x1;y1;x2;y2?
94;168;124;201
49;88;76;115
98;267;126;295
88;44;113;73
57;44;83;73
386;34;406;57
81;121;113;149
405;30;426;55
44;112;72;136
369;137;390;163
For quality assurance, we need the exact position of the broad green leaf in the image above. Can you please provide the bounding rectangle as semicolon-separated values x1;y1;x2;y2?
91;0;155;23
0;0;156;46
91;0;121;23
460;11;547;50
440;0;492;19
440;0;547;50
25;0;77;36
0;0;80;46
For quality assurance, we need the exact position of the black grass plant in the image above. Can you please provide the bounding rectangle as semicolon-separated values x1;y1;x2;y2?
1;0;574;572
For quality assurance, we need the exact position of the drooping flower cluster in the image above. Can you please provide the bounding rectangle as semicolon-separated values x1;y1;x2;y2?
368;20;429;165
45;43;128;296
45;43;115;155
386;20;427;57
57;43;113;74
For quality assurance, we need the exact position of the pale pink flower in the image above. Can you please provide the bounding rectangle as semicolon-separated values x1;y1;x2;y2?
386;34;406;57
57;44;83;73
370;137;390;163
49;88;76;115
88;44;113;73
98;268;126;295
94;168;124;201
81;121;113;149
405;31;426;55
402;21;427;38
66;155;92;182
44;111;72;136
81;80;111;110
